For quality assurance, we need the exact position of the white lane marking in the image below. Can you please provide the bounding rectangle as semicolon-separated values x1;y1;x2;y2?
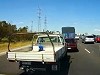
85;49;90;53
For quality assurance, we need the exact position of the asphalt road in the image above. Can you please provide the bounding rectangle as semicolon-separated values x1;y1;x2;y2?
0;39;100;75
68;39;100;75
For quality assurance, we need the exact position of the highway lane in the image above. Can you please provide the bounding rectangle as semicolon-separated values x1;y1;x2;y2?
0;40;100;75
68;40;100;75
79;39;100;56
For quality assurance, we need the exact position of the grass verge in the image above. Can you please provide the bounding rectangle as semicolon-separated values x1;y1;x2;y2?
0;41;32;53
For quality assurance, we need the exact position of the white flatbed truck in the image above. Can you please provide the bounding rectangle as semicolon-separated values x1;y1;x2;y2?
7;33;67;73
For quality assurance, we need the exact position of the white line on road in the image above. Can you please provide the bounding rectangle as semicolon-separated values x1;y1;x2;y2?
85;49;91;53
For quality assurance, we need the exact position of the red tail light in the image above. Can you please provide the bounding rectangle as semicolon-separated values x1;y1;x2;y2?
98;38;100;40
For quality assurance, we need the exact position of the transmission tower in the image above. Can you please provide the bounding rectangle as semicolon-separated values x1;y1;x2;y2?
44;16;47;32
31;21;33;33
37;6;41;32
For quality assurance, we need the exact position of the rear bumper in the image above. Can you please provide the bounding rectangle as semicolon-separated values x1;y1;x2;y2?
85;40;94;43
65;46;78;52
19;61;60;72
84;40;94;42
65;46;77;50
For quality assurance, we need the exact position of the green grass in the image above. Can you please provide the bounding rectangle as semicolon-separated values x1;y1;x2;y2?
0;41;32;52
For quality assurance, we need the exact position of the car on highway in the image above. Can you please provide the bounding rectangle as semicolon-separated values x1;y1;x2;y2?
75;35;79;40
82;35;95;44
95;35;100;43
65;38;77;51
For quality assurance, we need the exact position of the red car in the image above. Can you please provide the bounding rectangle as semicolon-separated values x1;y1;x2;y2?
95;35;100;42
65;39;77;51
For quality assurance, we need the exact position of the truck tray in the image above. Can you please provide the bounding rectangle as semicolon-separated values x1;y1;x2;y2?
7;46;65;62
